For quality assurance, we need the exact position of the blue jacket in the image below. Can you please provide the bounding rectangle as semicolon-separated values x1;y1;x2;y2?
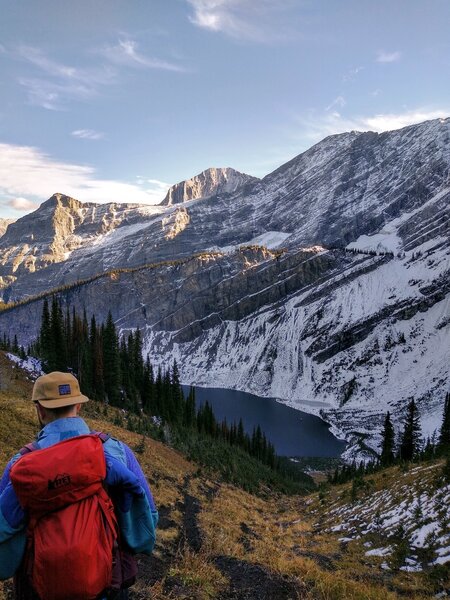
0;417;158;580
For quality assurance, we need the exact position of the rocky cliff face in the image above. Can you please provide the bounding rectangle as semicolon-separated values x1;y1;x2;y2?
161;167;258;206
0;118;449;459
0;219;15;239
0;193;163;291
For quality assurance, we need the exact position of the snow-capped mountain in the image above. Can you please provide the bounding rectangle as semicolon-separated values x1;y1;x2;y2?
161;167;258;206
0;117;449;459
1;118;449;302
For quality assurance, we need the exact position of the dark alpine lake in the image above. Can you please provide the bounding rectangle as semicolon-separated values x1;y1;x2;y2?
182;385;346;458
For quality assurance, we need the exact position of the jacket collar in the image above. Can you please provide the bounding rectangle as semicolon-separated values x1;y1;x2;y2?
36;417;90;442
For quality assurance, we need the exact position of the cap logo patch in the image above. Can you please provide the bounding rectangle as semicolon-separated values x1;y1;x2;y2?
58;384;71;396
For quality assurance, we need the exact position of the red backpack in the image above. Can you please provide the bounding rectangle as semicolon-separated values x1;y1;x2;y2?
10;434;118;600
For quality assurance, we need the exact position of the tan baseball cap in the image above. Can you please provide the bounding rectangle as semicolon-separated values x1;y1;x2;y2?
32;372;89;409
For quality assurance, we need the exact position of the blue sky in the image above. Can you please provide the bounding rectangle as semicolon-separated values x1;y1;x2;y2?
0;0;449;218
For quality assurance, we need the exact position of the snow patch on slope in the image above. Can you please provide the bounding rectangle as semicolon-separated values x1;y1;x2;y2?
323;463;450;571
247;231;292;249
206;231;292;254
6;353;43;379
347;186;450;254
347;226;401;254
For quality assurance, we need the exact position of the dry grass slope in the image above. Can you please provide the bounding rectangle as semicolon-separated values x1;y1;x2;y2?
0;352;448;599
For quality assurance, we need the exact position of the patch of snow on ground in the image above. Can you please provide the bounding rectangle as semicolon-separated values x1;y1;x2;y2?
400;564;423;572
347;226;401;254
412;522;440;547
365;547;392;557
205;231;293;254
322;470;450;572
91;219;161;249
247;231;292;249
6;353;43;379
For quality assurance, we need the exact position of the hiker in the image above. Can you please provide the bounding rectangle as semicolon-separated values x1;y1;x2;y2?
0;371;158;600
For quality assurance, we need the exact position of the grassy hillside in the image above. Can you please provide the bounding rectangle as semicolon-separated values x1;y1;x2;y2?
0;353;448;599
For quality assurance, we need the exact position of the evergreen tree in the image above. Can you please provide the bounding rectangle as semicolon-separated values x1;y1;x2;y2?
155;366;163;414
421;435;436;460
120;335;132;402
237;418;245;447
71;309;84;377
78;310;91;394
171;360;183;424
90;315;104;400
39;298;53;370
438;392;450;454
132;329;144;392
183;387;196;428
142;356;155;414
49;296;67;371
65;306;72;366
267;441;276;469
102;311;121;405
380;412;395;466
399;399;422;461
162;369;174;422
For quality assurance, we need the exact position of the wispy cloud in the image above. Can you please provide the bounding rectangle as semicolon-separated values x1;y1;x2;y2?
7;197;39;212
326;95;346;112
18;46;81;79
376;50;401;63
71;129;105;140
0;142;171;214
342;66;364;83
292;108;450;146
18;77;104;111
15;45;115;110
100;38;187;72
14;41;184;110
186;0;296;42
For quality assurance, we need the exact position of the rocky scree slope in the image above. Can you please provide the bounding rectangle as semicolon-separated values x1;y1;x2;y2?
0;118;449;459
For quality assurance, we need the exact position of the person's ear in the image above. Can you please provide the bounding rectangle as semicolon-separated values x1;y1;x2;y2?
75;403;82;415
36;402;44;418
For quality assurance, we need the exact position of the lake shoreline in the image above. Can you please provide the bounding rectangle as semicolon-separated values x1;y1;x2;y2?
181;383;347;459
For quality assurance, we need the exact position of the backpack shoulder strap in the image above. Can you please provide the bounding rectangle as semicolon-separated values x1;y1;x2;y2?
19;434;107;457
90;431;111;444
19;441;39;456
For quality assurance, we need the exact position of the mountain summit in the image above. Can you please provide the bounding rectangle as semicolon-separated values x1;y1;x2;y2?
161;167;259;206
